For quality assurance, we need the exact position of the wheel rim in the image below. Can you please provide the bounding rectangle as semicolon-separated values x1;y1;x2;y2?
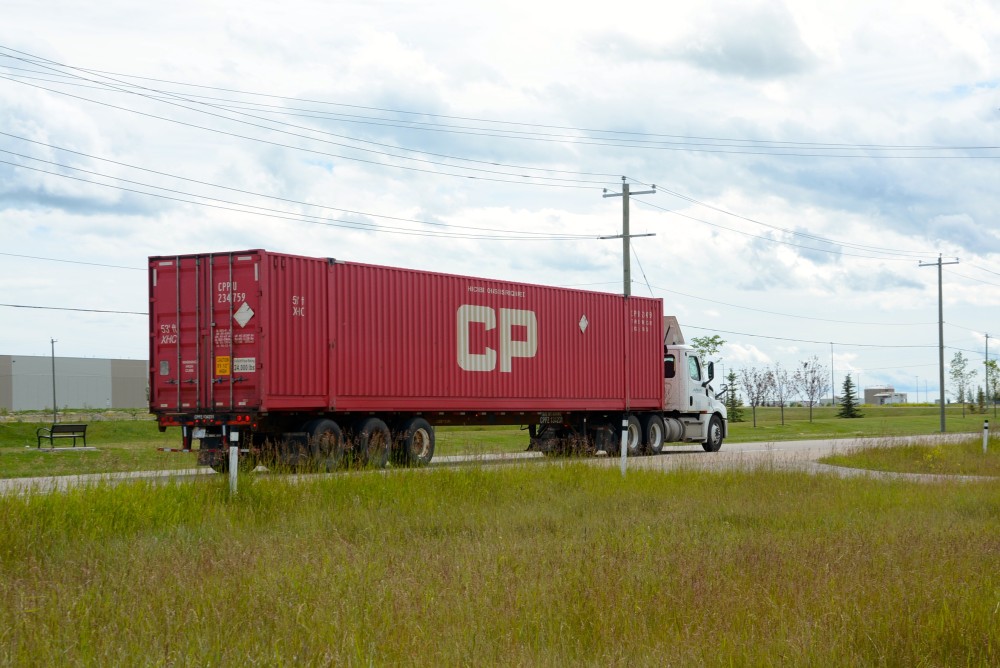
627;424;641;452
710;419;721;447
412;428;431;459
650;423;663;448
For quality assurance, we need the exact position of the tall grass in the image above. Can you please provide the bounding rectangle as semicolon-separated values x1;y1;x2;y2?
822;436;1000;476
2;464;998;665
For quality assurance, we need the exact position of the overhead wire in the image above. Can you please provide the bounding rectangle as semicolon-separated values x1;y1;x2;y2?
684;324;937;348
629;196;927;262
0;135;599;239
631;180;939;259
0;64;628;180
0;49;619;188
0;303;145;315
0;157;598;241
2;53;999;157
0;73;611;190
0;47;986;263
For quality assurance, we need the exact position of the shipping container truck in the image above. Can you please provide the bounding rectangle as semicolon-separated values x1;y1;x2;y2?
149;250;727;471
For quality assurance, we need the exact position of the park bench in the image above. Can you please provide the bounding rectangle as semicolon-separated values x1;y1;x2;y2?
36;423;88;448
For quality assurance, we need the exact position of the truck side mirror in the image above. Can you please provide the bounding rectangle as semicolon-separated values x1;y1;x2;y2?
707;361;715;382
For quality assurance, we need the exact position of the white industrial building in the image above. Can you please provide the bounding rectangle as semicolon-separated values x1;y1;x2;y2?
0;355;147;412
864;385;908;405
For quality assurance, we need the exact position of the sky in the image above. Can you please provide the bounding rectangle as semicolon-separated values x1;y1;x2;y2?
1;0;999;403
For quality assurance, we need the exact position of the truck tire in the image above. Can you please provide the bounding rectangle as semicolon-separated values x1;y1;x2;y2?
642;414;665;455
590;423;614;454
702;415;724;452
624;415;643;457
354;417;391;468
305;419;344;472
394;417;435;467
201;436;255;474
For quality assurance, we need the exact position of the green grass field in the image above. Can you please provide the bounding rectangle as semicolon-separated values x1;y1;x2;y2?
727;403;994;441
1;465;998;665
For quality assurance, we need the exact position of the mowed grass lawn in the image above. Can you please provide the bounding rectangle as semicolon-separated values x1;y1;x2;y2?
0;404;993;479
727;403;994;441
2;465;998;665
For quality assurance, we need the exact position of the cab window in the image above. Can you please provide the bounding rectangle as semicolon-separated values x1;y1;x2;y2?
688;355;701;382
664;353;675;378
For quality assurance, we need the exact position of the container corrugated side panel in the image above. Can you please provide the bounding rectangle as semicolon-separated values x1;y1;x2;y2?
259;252;329;410
626;298;664;407
330;262;662;412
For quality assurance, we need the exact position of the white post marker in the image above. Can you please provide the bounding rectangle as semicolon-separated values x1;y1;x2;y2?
620;417;628;477
228;429;240;495
229;446;239;494
984;420;990;454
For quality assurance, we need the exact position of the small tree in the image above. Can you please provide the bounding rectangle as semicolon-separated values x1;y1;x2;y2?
976;386;986;414
691;334;725;367
837;375;863;418
725;370;745;422
793;356;831;422
986;360;999;415
771;362;792;426
739;366;774;428
949;352;977;418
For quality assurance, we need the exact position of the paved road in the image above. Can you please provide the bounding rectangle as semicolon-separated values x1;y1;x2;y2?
0;432;988;496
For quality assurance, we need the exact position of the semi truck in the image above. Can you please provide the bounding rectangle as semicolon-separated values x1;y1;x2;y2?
148;250;728;471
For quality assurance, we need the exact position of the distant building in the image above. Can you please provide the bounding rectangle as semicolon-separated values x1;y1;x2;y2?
0;355;147;412
864;385;908;405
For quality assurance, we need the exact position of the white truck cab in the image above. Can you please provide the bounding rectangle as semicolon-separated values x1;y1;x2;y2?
662;317;728;451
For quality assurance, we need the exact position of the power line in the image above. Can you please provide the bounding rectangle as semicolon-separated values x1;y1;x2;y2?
642;282;934;326
966;262;1000;278
635;183;937;259
630;197;926;262
684;324;938;348
1;132;573;236
946;269;1000;289
0;65;626;180
0;252;143;271
0;73;609;191
1;156;601;241
0;303;145;315
3;53;999;157
0;50;619;188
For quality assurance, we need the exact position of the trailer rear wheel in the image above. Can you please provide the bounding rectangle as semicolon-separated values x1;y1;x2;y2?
590;423;614;454
201;437;255;474
642;414;665;455
305;419;344;472
703;415;724;452
355;417;391;468
394;417;435;466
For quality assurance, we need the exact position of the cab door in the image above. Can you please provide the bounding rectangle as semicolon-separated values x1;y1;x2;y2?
685;350;713;413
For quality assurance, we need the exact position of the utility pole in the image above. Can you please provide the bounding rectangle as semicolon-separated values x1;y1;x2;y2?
987;333;996;419
602;177;656;297
830;342;835;406
602;177;656;475
919;254;959;432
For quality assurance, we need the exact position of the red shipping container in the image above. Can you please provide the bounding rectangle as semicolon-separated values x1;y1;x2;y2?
149;250;663;418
